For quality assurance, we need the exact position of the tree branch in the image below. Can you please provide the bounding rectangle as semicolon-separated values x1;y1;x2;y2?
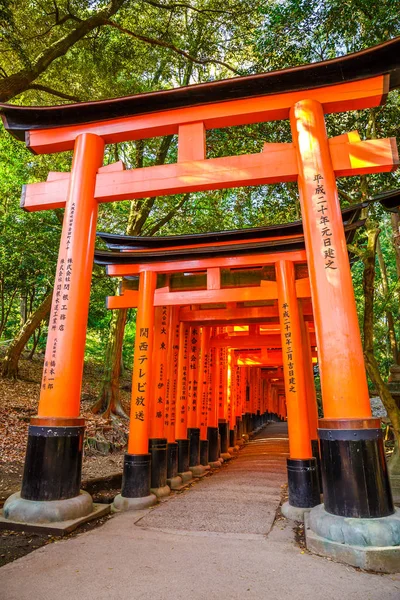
338;188;357;204
26;84;81;102
23;14;80;42
142;0;245;16
0;0;127;102
104;20;241;74
145;193;190;236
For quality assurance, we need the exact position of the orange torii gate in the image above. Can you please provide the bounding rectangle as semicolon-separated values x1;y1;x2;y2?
1;37;400;570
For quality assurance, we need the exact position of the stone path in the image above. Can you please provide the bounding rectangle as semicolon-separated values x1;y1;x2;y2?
138;422;289;535
1;423;399;600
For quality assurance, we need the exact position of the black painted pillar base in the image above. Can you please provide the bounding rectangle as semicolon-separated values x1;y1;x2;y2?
149;438;168;491
250;413;256;432
167;442;178;478
247;413;252;433
207;427;219;462
311;438;323;493
200;440;209;466
287;458;320;508
21;420;85;502
229;428;235;448
218;420;229;454
318;419;394;518
236;417;243;443
121;453;152;498
113;452;157;510
176;438;190;473
188;428;201;467
166;441;184;490
248;413;253;432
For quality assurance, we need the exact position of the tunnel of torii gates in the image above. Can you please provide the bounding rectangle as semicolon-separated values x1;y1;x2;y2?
1;37;400;564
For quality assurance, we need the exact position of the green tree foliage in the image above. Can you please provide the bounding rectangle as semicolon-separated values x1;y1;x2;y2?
0;1;399;441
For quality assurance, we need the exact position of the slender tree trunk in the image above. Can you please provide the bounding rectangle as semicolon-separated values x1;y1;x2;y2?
1;291;53;379
391;212;400;280
20;296;28;325
92;308;129;419
0;287;18;339
362;220;400;449
28;325;42;360
376;238;399;364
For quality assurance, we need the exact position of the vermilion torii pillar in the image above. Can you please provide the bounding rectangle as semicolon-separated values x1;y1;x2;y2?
4;133;105;524
148;306;170;498
276;260;320;517
165;307;182;490
207;328;221;467
198;327;211;466
187;326;208;475
175;322;193;483
290;100;394;520
114;270;158;510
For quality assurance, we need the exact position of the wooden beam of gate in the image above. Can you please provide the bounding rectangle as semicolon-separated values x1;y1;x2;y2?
178;302;313;324
22;133;397;212
236;352;284;366
106;251;307;277
106;277;311;308
25;76;386;154
210;333;317;348
236;348;317;366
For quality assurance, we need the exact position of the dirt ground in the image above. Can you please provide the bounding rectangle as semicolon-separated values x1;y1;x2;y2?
0;355;133;567
0;355;131;501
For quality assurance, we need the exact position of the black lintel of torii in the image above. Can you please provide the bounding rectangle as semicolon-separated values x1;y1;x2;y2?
93;195;400;267
0;37;400;141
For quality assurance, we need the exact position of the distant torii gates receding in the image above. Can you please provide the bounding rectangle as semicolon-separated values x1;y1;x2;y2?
102;245;319;504
1;37;400;570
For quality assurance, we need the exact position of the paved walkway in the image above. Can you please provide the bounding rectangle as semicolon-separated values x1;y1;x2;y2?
1;423;399;600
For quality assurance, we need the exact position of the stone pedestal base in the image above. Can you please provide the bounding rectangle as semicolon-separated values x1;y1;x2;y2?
150;485;170;498
389;447;400;506
0;501;109;536
113;493;157;511
3;490;93;524
220;452;232;461
178;471;193;483
281;501;312;522
190;465;208;477
166;475;183;490
305;504;400;573
209;460;222;468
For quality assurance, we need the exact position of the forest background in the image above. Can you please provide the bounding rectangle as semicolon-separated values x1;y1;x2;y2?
0;0;400;451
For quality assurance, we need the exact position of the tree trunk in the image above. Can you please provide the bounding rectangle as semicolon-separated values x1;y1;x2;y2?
376;238;399;364
20;296;28;326
391;212;400;280
92;308;129;419
1;291;53;379
362;220;400;450
28;325;42;360
92;136;173;417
